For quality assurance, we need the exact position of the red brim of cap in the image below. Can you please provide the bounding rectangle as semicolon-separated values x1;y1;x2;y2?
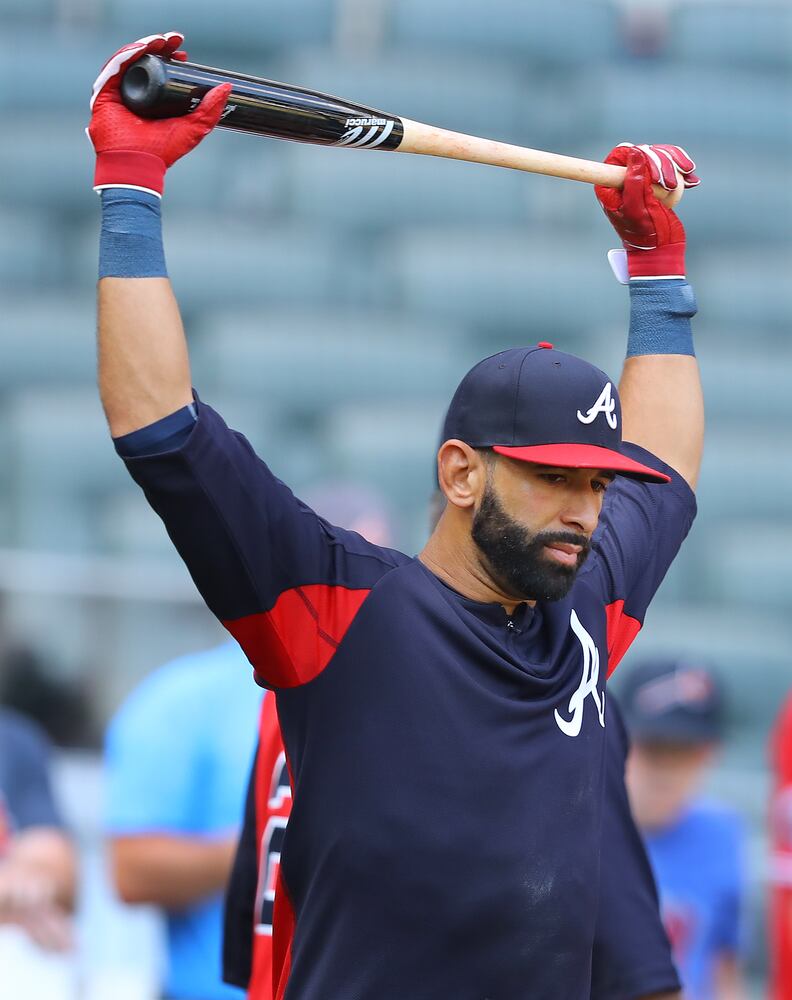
492;444;671;483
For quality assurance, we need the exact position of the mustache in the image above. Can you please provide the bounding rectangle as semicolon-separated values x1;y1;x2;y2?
533;530;592;558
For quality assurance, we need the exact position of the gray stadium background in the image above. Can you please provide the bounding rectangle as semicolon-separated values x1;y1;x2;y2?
0;0;790;992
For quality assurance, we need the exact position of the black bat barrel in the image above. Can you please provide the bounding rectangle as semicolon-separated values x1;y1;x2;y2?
121;54;405;151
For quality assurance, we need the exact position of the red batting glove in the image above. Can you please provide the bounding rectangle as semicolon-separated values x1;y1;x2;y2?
88;32;232;196
595;143;699;279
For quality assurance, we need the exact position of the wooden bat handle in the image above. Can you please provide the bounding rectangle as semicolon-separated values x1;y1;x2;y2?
400;119;625;187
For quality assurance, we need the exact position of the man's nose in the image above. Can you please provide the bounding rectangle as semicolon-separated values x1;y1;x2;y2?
560;494;599;536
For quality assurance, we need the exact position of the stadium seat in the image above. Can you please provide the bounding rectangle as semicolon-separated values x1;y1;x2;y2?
100;492;184;558
169;219;365;310
675;151;791;244
0;116;94;213
699;348;792;422
280;142;532;229
0;210;65;290
670;4;792;68
693;249;792;333
695;428;792;518
387;0;619;64
102;0;339;52
192;308;476;411
0;114;286;215
5;388;127;550
0;296;96;388
73;216;361;311
277;50;528;144
705;520;791;609
591;66;792;152
0;0;55;26
321;398;449;549
198;136;287;216
389;228;623;340
0;33;118;111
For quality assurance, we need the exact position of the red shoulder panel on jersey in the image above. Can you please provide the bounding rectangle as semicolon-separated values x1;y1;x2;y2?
604;599;641;678
223;584;371;687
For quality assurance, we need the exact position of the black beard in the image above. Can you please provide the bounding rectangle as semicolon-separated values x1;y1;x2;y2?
471;483;591;602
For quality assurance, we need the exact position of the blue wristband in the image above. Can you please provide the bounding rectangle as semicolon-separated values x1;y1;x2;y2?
99;188;167;279
627;280;697;357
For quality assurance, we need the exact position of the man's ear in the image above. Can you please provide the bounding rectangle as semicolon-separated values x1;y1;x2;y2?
437;441;489;510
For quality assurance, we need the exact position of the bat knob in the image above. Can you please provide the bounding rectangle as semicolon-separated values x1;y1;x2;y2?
121;54;190;119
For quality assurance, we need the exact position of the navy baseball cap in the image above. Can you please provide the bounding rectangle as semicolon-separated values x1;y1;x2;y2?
442;343;669;483
618;658;724;745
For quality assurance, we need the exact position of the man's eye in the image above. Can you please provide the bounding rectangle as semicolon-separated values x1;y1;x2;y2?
540;473;565;484
592;480;610;494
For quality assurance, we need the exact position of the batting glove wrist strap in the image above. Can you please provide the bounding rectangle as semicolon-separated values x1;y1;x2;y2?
94;151;167;197
626;241;686;280
627;280;697;358
99;188;167;279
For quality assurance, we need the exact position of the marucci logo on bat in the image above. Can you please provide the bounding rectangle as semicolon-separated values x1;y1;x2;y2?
337;117;397;148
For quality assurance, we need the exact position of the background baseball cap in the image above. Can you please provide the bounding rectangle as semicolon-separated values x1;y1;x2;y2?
441;344;669;483
617;658;725;745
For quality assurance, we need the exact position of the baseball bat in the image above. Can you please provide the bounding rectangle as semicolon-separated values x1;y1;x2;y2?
120;55;661;195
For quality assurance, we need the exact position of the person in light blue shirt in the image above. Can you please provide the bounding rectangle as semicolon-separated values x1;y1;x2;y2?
617;658;746;1000
104;642;262;1000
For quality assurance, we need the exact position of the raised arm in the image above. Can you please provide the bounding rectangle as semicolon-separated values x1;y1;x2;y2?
596;144;704;490
88;32;231;437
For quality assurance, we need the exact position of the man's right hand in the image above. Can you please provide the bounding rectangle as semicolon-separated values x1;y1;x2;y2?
88;31;232;196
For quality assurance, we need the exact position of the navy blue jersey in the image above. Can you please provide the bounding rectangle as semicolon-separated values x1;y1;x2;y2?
591;698;681;1000
224;692;680;1000
122;401;695;1000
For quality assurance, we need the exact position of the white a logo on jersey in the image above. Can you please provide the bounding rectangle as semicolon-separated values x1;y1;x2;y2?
577;382;617;430
554;610;606;738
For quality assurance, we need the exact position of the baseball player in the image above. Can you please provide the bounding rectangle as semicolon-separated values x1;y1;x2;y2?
223;697;682;1000
225;492;682;1000
89;31;703;999
0;707;75;952
104;642;262;1000
619;660;745;1000
223;697;291;999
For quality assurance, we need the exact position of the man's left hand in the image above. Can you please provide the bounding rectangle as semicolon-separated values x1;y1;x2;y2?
595;143;699;279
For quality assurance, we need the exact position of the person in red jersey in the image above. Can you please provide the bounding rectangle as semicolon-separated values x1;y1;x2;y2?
770;694;792;1000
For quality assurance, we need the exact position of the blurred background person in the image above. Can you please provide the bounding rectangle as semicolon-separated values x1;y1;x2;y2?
618;658;746;1000
104;644;263;1000
768;693;792;1000
0;704;77;995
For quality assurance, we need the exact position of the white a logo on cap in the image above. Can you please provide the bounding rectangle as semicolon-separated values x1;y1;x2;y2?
577;382;617;430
